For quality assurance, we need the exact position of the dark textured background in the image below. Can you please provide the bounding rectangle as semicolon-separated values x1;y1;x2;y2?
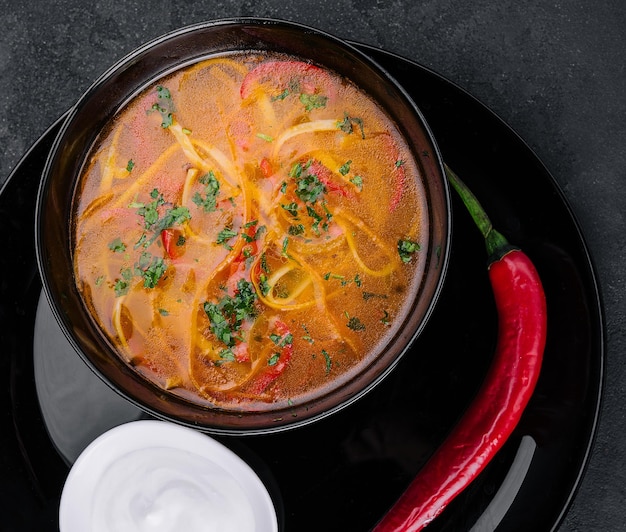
1;1;624;530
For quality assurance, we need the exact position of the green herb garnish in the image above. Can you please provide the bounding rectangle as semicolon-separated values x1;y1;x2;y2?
338;160;352;176
281;202;299;217
300;93;328;111
203;279;258;347
322;349;332;373
135;253;166;288
350;175;363;191
108;237;126;253
397;239;420;263
346;315;366;331
192;171;220;212
288;224;305;236
152;85;174;128
259;273;270;296
268;353;280;366
294;171;325;203
337;114;365;139
270;332;293;348
301;324;314;344
216;227;238;249
114;279;129;297
256;132;274;142
131;188;164;229
281;237;295;260
306;205;324;234
271;88;290;101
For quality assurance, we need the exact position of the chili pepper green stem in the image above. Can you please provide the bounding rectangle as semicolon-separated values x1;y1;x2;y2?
444;164;509;257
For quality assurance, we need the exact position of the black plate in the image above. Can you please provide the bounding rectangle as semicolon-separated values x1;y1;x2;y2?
0;44;603;532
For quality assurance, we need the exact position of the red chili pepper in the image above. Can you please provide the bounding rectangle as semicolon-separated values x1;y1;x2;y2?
161;228;184;260
259;157;274;178
374;165;547;531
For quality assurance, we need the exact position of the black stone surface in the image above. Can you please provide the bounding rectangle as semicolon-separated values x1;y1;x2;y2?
1;2;623;531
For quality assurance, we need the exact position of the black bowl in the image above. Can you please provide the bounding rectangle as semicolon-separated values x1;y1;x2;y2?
35;18;450;435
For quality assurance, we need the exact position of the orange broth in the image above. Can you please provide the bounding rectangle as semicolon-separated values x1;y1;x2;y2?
72;52;428;410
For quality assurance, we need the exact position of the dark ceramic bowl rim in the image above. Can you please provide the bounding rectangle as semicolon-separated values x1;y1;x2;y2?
34;17;452;435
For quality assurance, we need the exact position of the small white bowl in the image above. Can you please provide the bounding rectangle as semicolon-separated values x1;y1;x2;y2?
59;420;278;532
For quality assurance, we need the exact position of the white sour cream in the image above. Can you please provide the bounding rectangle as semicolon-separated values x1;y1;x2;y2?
92;447;255;532
59;420;278;532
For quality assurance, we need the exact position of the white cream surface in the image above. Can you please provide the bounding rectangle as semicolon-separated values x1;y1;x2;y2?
90;447;256;532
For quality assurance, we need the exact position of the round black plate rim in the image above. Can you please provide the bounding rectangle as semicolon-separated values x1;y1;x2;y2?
0;42;605;532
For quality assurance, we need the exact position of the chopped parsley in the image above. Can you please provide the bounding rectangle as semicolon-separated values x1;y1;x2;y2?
289;160;326;204
338;160;352;176
113;268;133;297
218;349;236;363
270;332;294;348
151;85;174;128
288;224;305;236
346;314;366;331
114;279;129;297
306;205;325;234
192;171;220;212
337;113;365;139
135;252;166;288
300;93;328;111
256;132;274;142
281;237;295;260
301;324;314;344
216;227;238;249
157;206;191;232
321;349;332;373
260;252;270;274
130;188;164;229
203;279;258;348
268;353;281;366
259;273;270;296
126;159;135;172
129;188;191;249
397;239;421;263
295;171;325;203
108;237;126;253
281;202;299;217
350;175;363;191
271;88;290;101
156;85;171;100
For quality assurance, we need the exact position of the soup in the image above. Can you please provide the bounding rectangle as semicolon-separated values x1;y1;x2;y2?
72;52;428;411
